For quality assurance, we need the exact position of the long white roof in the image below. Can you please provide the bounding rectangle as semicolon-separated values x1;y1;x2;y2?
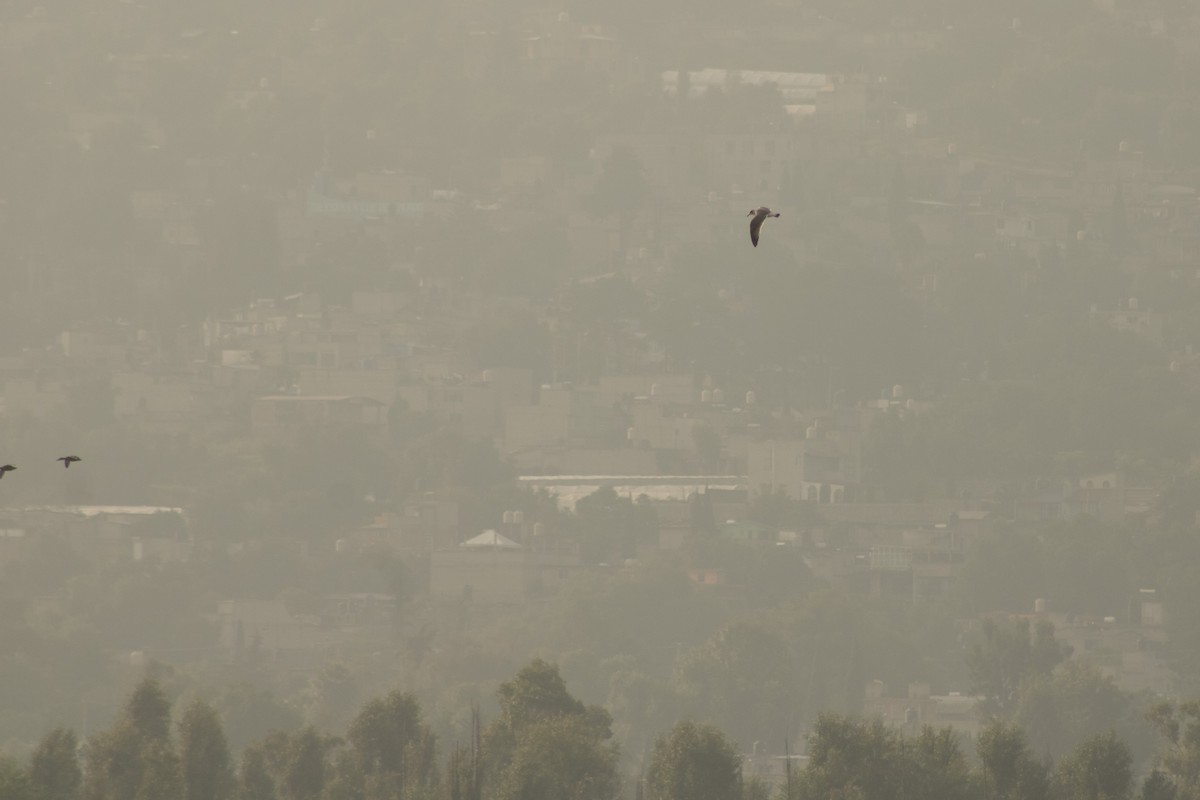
662;68;831;101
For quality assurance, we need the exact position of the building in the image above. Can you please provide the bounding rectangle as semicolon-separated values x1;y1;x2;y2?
430;529;581;604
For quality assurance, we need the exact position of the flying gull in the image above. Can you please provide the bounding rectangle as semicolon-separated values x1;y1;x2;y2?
747;206;780;247
57;456;81;468
0;464;16;479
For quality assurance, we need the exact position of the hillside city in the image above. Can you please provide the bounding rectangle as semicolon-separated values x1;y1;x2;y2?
5;0;1200;799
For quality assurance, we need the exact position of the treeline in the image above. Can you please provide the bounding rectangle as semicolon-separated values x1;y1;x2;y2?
4;659;1200;800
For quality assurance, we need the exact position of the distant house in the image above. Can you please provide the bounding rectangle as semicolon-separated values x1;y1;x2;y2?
0;505;189;565
430;529;580;604
862;681;983;739
718;519;774;544
1108;298;1164;347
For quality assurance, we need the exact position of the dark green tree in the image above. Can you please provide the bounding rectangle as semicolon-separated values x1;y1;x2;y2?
646;721;741;800
493;715;618;800
797;713;903;800
1147;701;1200;800
976;720;1051;800
125;678;173;743
485;660;615;800
0;757;34;800
673;622;798;748
281;728;329;800
30;727;81;800
1054;730;1133;800
1141;771;1176;800
346;690;438;800
179;700;234;800
903;726;974;800
83;679;176;800
966;617;1071;717
134;741;183;800
235;747;276;800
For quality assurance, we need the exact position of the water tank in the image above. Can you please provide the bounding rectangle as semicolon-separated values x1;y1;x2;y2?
650;383;660;397
513;511;524;525
745;390;757;406
503;510;515;524
626;426;635;441
701;389;712;403
1119;140;1130;153
481;369;494;382
806;425;818;439
712;388;724;404
532;522;546;538
892;384;904;399
946;143;957;157
335;538;348;553
1076;229;1086;242
1034;598;1046;614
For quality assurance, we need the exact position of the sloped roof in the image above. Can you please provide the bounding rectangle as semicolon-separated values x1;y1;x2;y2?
461;529;521;549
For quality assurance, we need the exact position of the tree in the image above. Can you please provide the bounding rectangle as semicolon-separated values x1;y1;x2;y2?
1013;662;1150;760
83;721;146;800
1141;771;1176;800
235;747;276;800
346;690;438;800
281;728;329;800
486;660;616;800
446;707;482;800
797;713;904;800
217;684;303;755
673;622;798;748
493;715;619;800
966;617;1071;717
1054;730;1134;800
134;741;184;800
83;679;177;800
976;720;1050;800
646;721;741;800
1147;701;1200;800
492;659;591;739
571;487;658;564
125;678;173;743
0;757;34;800
30;727;81;800
903;727;974;800
179;700;234;800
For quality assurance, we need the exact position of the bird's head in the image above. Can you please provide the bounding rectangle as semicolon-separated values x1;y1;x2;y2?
747;209;756;217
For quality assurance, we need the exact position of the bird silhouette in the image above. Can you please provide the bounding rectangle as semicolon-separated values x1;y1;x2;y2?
57;456;81;468
747;206;780;247
0;465;16;479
